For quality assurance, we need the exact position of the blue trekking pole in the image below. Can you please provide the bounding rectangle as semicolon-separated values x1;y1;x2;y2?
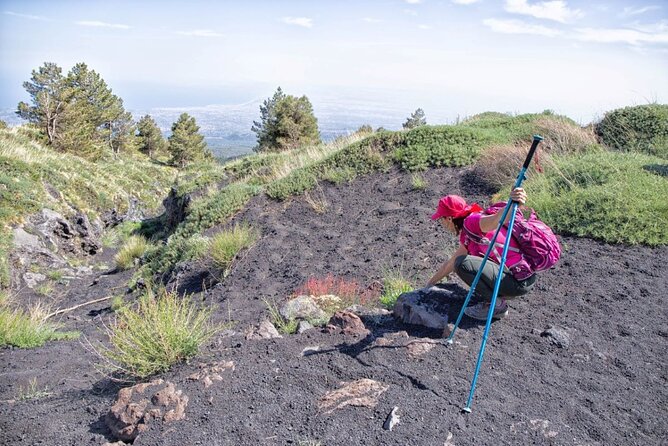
446;135;543;413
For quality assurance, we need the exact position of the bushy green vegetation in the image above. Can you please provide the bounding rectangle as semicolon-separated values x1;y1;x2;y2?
596;104;668;159
526;151;668;245
102;221;142;248
393;125;493;171
102;288;223;378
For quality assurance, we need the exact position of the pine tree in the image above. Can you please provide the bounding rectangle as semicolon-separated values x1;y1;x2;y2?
16;62;70;146
168;113;208;167
137;115;166;158
273;95;320;150
65;63;132;156
251;87;320;152
16;62;135;158
403;108;427;130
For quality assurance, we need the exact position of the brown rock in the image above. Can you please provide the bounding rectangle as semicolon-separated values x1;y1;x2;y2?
327;310;370;336
106;379;188;442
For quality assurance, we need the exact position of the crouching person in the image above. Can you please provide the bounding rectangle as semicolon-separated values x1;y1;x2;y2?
426;187;537;320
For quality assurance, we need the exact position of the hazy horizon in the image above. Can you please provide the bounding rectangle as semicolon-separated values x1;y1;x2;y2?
2;0;667;129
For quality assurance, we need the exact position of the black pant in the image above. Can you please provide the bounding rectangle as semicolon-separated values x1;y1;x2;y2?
454;255;536;302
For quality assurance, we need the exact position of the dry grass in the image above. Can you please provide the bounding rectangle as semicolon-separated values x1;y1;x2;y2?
304;186;329;214
534;117;598;155
114;235;149;270
472;143;555;192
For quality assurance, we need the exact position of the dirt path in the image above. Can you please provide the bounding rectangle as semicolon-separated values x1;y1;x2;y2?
1;167;667;445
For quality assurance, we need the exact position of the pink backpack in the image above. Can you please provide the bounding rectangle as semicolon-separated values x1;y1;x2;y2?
486;202;562;280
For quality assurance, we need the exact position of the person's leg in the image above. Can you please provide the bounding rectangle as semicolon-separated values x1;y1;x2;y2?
454;255;536;301
454;255;537;320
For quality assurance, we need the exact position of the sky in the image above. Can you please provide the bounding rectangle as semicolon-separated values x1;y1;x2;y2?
1;0;667;124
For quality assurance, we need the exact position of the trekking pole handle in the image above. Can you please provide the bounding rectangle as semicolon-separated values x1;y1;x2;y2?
522;135;543;169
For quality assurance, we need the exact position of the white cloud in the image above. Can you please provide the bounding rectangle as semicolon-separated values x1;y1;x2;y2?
4;10;49;20
418;24;432;29
621;6;661;17
282;17;313;28
483;18;561;37
363;17;382;23
177;29;223;37
574;26;668;45
404;9;418;16
504;0;583;23
452;0;480;4
76;20;130;29
405;0;422;4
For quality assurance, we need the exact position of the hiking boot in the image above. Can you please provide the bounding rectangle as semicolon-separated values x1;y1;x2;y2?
464;299;508;321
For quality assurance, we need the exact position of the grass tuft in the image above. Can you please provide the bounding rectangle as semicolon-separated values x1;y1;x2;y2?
18;377;52;401
0;301;79;349
101;288;223;378
115;235;149;270
263;298;299;334
379;271;413;309
411;173;427;190
209;223;259;273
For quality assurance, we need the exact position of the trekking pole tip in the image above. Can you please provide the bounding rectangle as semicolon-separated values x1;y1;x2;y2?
462;406;472;414
533;134;544;141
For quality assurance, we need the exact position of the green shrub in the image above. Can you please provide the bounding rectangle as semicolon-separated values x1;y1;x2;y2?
526;151;668;245
0;306;79;348
115;235;149;270
322;166;357;184
392;126;492;171
102;288;223;378
596;104;668;159
144;184;259;278
266;168;319;200
175;183;259;239
210;224;259;272
110;295;126;313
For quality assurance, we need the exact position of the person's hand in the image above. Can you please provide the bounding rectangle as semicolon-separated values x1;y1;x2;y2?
510;187;527;205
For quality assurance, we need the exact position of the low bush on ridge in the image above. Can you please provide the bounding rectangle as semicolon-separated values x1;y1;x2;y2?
596;104;668;159
101;288;223;378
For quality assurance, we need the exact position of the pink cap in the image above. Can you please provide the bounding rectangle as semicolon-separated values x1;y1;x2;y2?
431;195;482;220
